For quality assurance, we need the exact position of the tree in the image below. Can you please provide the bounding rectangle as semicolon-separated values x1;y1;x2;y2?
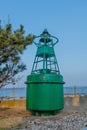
0;23;34;88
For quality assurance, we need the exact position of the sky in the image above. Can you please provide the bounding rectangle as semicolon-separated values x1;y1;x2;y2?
0;0;87;87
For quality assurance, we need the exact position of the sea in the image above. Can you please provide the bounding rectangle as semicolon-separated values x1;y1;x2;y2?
0;87;87;99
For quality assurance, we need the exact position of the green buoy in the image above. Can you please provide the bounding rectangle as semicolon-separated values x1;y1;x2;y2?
26;29;65;115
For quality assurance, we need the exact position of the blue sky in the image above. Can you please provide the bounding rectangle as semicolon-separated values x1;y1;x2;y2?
0;0;87;86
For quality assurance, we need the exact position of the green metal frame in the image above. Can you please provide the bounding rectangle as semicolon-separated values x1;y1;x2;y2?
31;29;60;74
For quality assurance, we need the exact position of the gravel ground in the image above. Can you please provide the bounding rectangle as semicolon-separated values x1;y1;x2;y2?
9;112;87;130
0;106;87;130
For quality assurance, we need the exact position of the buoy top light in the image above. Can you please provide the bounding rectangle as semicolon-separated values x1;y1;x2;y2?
33;29;59;47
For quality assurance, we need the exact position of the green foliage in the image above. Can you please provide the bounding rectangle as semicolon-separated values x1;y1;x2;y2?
0;22;34;88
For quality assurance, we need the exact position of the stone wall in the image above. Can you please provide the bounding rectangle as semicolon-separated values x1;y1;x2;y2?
64;95;87;112
0;99;26;109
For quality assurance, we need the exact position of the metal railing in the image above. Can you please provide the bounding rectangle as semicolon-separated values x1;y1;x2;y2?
0;87;26;100
64;86;87;95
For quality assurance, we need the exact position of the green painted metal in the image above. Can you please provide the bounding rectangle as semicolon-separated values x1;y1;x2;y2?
26;29;65;115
